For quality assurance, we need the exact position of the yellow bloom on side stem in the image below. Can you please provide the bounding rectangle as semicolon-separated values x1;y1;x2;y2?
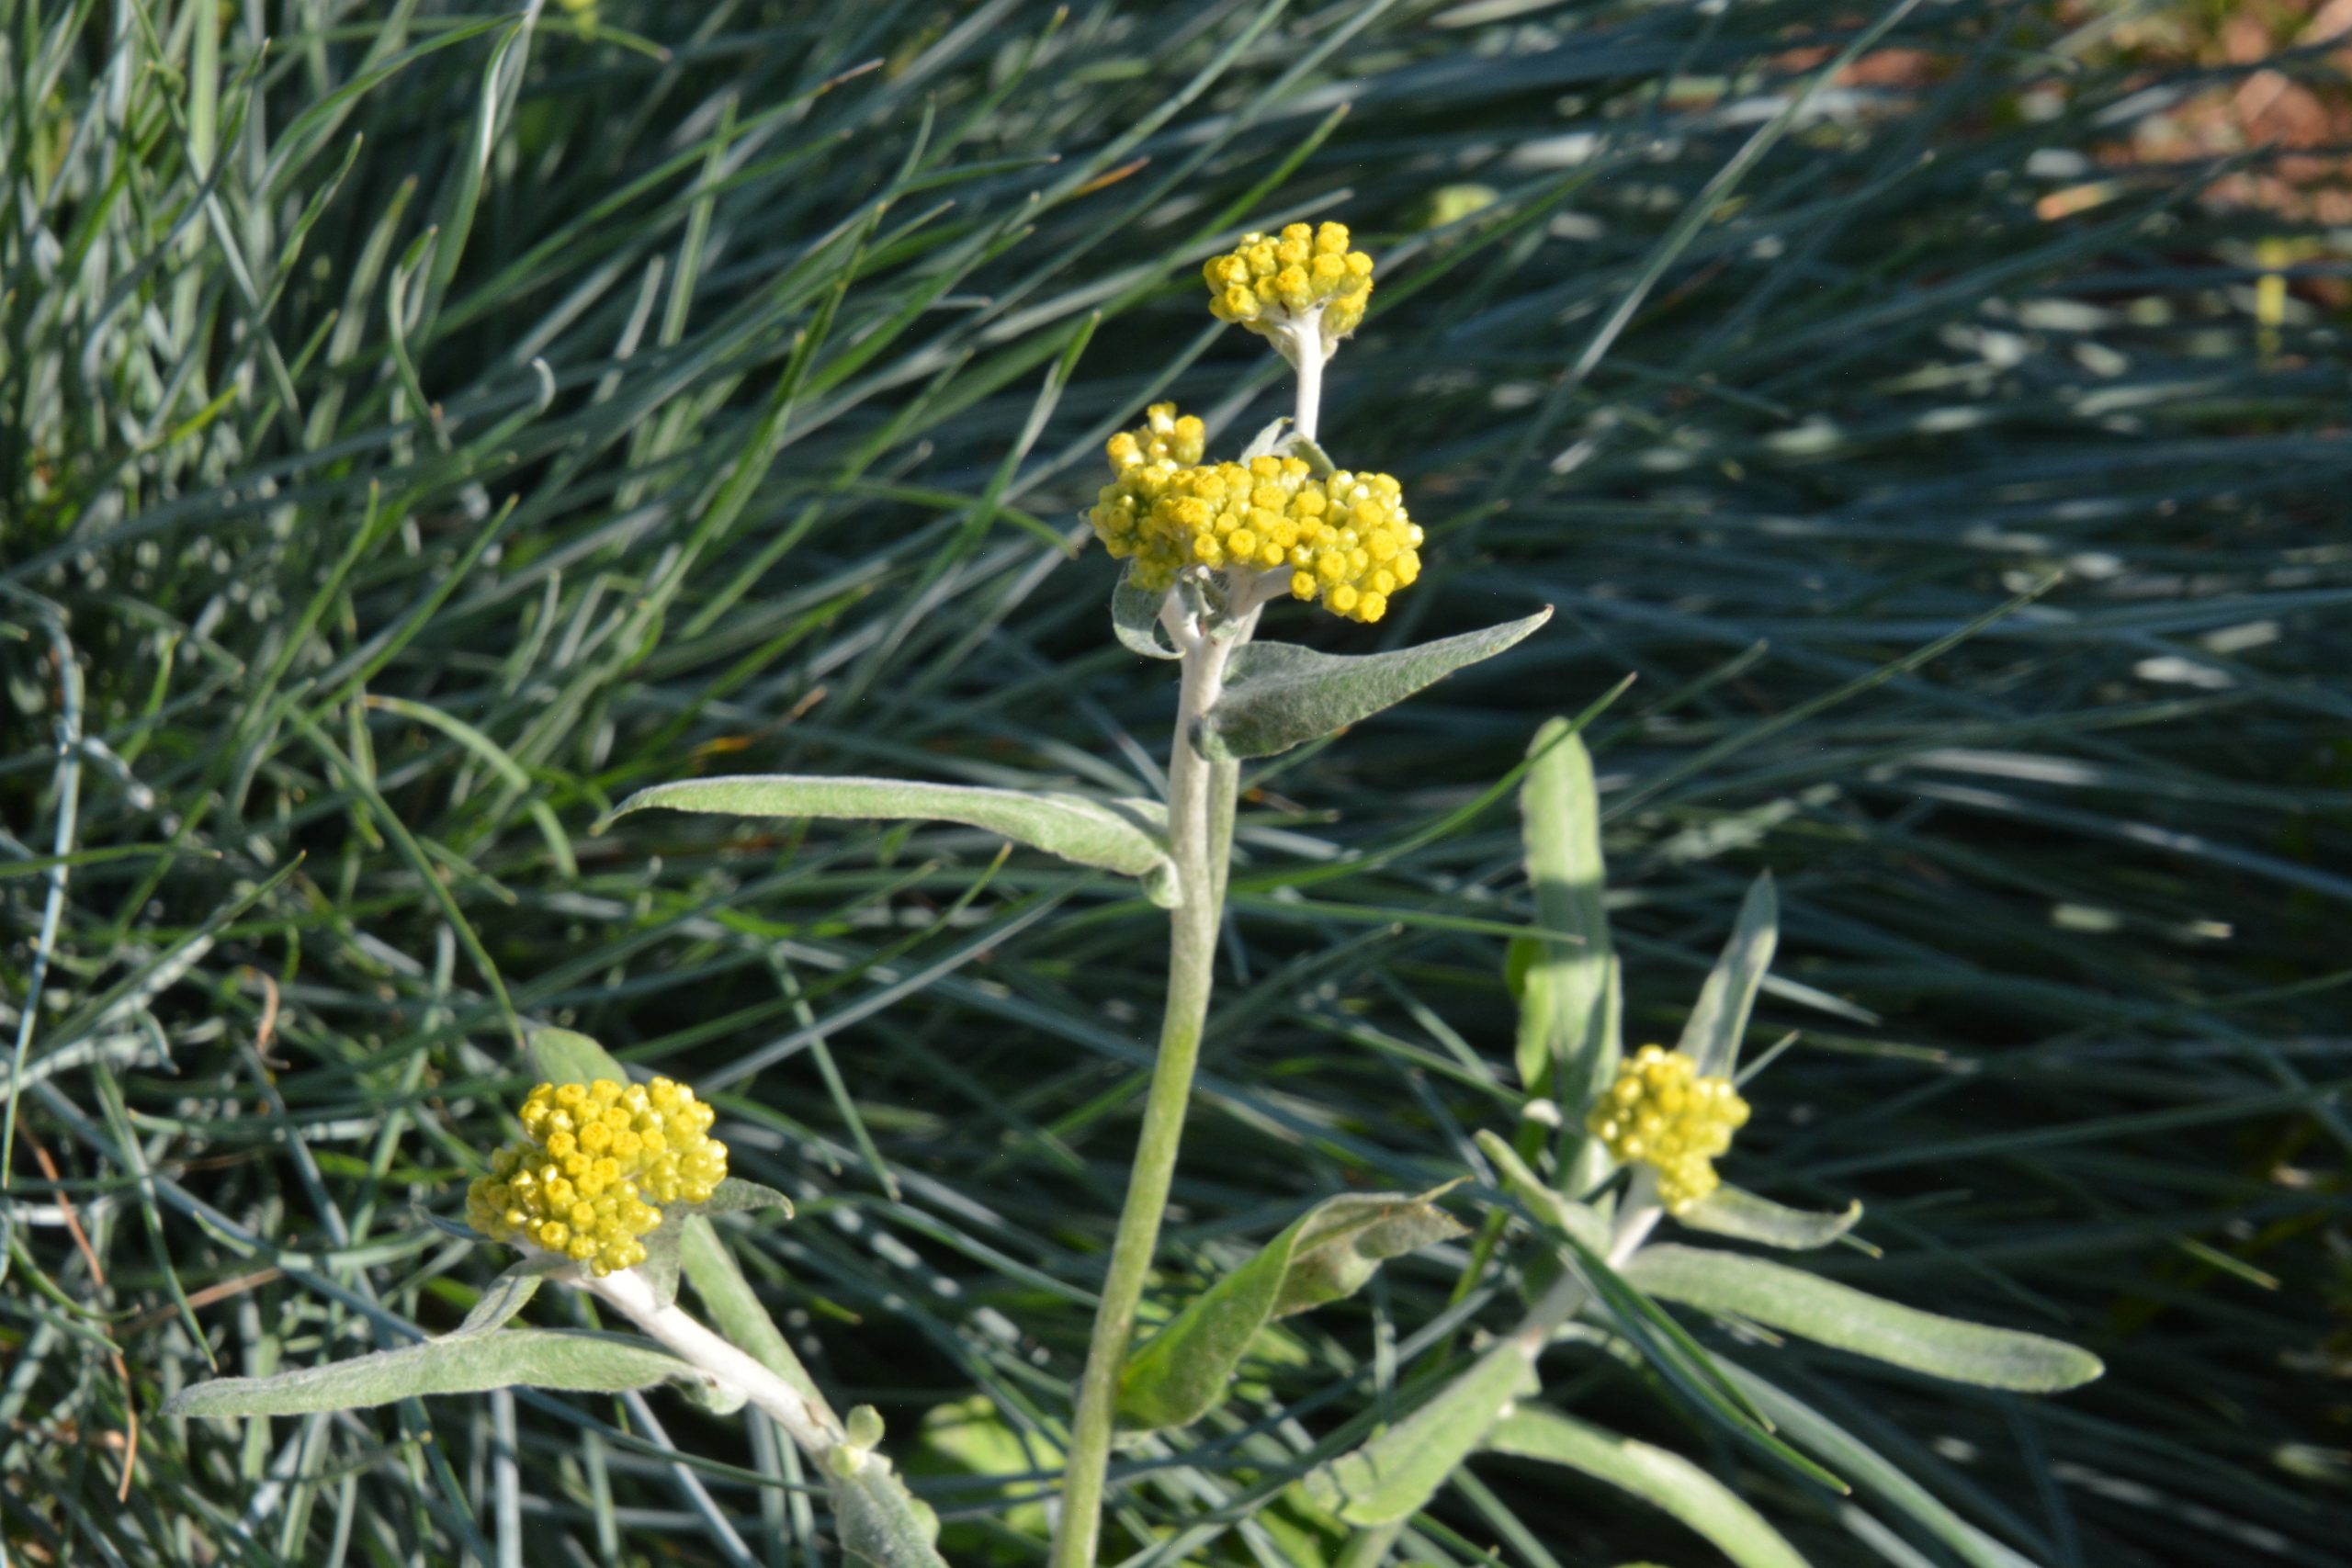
1585;1045;1750;1213
467;1077;729;1276
1086;423;1424;623
1202;220;1374;357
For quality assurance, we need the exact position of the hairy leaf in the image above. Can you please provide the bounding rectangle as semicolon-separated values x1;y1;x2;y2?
692;1178;795;1217
838;1461;950;1568
1305;1341;1535;1526
1272;1188;1468;1317
1515;718;1616;1103
528;1026;628;1088
164;1329;717;1418
1678;873;1778;1078
1626;1245;2102;1391
609;774;1176;905
1118;1190;1464;1431
1489;1404;1811;1568
1679;1187;1861;1250
1199;608;1552;761
1112;569;1180;660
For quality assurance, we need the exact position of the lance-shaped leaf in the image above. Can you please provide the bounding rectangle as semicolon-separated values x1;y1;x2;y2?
1624;1245;2102;1392
608;775;1176;907
838;1461;950;1568
1273;1187;1469;1317
638;1179;797;1311
1118;1190;1465;1431
1678;872;1778;1078
163;1329;719;1418
1488;1404;1811;1568
529;1025;624;1087
1112;568;1180;660
693;1178;794;1217
1514;718;1616;1102
454;1259;557;1335
1198;608;1552;761
1305;1341;1535;1526
1679;1187;1861;1250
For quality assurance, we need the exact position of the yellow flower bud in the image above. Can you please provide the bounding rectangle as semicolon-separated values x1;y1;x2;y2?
1584;1045;1750;1213
1202;220;1375;358
1085;431;1422;622
466;1077;731;1276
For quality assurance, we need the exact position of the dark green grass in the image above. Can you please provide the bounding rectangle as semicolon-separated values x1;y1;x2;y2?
5;1;2348;1564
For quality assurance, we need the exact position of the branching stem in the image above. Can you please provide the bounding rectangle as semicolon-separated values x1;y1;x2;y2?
1050;626;1238;1568
587;1269;841;1461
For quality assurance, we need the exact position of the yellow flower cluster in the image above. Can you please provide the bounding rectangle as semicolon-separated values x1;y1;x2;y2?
1203;221;1374;353
1089;402;1208;588
465;1077;729;1276
1585;1045;1751;1213
1088;410;1424;624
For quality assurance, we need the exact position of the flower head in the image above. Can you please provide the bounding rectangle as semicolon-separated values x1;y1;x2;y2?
467;1077;729;1275
1087;427;1423;623
1585;1045;1750;1213
1203;221;1374;360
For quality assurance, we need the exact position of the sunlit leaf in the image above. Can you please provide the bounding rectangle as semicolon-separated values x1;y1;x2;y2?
1679;1187;1861;1250
609;774;1176;905
1199;609;1553;761
1118;1190;1465;1430
1678;873;1778;1078
1489;1404;1811;1568
1305;1341;1535;1526
164;1330;718;1418
1514;718;1616;1103
1626;1245;2102;1391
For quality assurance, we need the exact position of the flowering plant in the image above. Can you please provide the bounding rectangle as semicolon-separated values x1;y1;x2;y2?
165;215;2098;1568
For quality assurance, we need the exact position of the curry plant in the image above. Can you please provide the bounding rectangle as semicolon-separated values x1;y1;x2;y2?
1275;719;2107;1566
166;1026;951;1567
608;219;1551;1567
162;216;2099;1568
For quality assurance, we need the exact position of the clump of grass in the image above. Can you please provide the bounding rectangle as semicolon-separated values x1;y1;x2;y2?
5;2;2347;1565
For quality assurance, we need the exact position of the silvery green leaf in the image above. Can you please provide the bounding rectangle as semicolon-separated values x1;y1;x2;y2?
1119;1190;1464;1431
1625;1245;2102;1392
527;1026;628;1088
1112;569;1180;660
1200;608;1552;762
608;774;1176;907
420;1207;486;1243
1721;1361;2040;1568
1488;1404;1810;1568
639;1214;686;1310
1514;719;1616;1102
1473;1130;1610;1255
1238;416;1292;460
1679;1187;1861;1250
1305;1341;1535;1526
1677;873;1777;1078
162;1329;716;1418
674;1373;748;1416
838;1461;949;1568
454;1260;555;1336
1287;434;1337;476
1272;1187;1467;1318
688;1178;794;1218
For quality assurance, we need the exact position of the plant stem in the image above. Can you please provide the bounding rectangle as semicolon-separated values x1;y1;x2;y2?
1292;334;1325;441
587;1268;841;1460
1050;627;1238;1568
